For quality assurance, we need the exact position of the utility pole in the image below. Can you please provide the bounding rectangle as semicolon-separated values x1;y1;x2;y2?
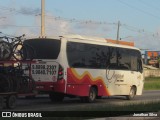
41;0;45;38
116;21;120;44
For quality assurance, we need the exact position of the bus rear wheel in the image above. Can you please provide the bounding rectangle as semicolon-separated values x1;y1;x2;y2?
81;87;97;103
126;86;136;100
49;92;64;102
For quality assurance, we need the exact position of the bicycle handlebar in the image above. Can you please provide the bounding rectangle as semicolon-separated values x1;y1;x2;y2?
0;34;26;43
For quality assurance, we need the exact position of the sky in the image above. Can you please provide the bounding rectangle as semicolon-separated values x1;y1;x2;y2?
0;0;160;50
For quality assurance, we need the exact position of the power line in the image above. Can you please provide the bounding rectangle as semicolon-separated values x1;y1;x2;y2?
0;5;40;16
138;0;160;11
0;14;158;38
0;24;40;28
0;4;158;36
45;15;115;25
0;6;15;11
45;15;158;37
117;0;160;20
122;24;158;37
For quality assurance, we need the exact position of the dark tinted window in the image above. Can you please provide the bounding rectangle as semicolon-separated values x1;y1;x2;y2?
130;50;143;72
67;42;86;68
67;41;142;71
117;48;131;70
88;45;109;69
138;58;143;73
107;47;117;69
24;38;61;59
130;50;138;71
67;42;109;69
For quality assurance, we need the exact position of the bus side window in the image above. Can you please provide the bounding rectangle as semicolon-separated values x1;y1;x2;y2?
131;56;137;71
130;50;138;71
137;58;143;73
117;48;131;70
131;50;143;73
107;47;117;69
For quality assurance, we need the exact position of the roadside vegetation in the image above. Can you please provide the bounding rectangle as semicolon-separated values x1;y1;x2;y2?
6;101;160;120
144;77;160;90
24;101;160;120
76;101;160;112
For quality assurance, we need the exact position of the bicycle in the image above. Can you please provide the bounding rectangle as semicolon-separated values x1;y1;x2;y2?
13;64;35;93
0;65;35;93
12;34;36;61
0;37;12;60
0;34;36;61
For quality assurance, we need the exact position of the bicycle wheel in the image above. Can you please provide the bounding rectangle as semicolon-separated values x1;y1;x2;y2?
23;44;36;60
0;41;12;60
12;43;27;60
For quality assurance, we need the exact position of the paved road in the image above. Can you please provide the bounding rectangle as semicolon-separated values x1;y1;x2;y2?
4;90;160;111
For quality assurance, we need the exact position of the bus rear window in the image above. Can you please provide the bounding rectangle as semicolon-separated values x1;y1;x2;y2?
24;38;61;59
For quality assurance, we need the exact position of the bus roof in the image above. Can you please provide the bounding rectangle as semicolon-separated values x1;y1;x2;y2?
60;34;106;42
61;34;140;51
25;34;140;51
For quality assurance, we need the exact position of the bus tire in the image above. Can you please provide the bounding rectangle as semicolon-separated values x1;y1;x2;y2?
6;95;17;109
96;96;102;99
49;92;64;102
126;86;136;100
85;87;97;103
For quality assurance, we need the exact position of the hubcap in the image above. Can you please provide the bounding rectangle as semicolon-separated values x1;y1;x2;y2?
90;90;95;101
130;89;135;98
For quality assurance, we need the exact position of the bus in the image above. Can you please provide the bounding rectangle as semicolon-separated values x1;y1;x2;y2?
23;35;144;102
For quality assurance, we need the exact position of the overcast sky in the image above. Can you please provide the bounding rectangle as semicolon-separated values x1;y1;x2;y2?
0;0;160;50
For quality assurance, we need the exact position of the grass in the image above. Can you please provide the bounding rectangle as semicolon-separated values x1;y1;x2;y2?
75;101;160;112
144;77;160;90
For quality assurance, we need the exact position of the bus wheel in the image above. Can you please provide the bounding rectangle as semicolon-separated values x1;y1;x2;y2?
126;86;136;100
85;87;97;103
6;95;17;109
96;96;102;99
49;92;64;102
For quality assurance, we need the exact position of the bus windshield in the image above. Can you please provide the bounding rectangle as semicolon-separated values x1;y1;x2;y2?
24;38;61;59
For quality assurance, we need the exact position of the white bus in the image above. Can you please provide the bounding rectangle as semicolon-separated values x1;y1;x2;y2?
23;35;144;102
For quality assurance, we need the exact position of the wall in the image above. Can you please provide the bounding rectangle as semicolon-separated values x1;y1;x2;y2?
144;69;160;77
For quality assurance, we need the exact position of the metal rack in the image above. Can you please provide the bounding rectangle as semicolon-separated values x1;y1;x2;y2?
0;60;36;109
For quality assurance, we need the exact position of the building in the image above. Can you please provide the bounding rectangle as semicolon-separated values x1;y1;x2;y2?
144;51;160;67
106;39;134;47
